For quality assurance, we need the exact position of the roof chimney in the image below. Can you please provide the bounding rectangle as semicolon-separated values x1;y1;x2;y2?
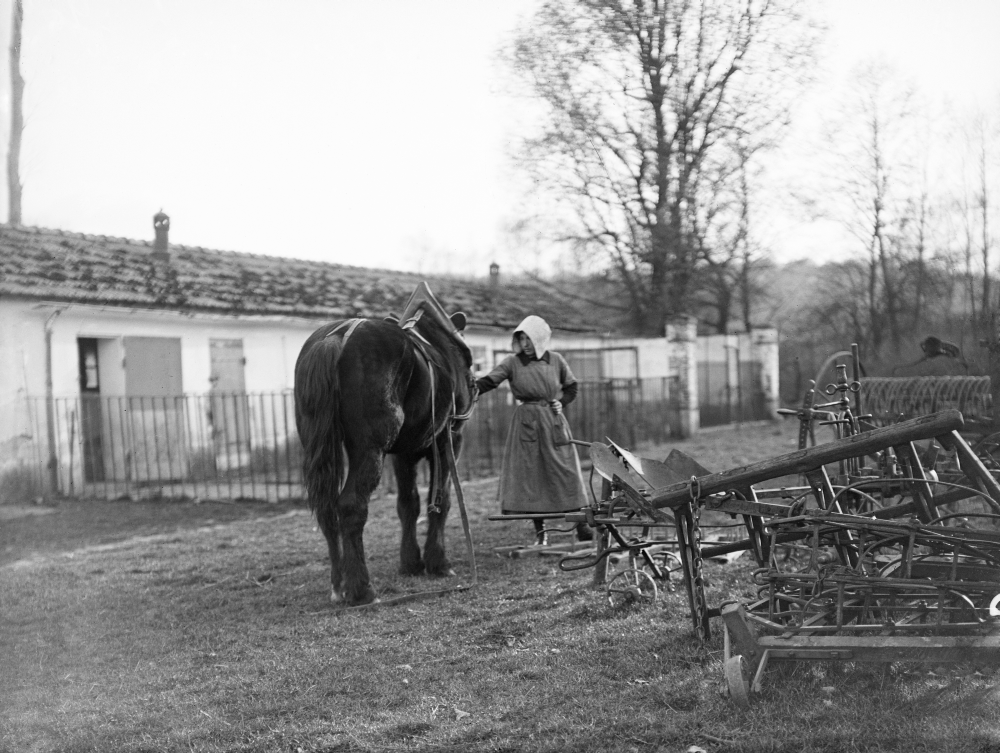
152;210;170;261
488;262;500;306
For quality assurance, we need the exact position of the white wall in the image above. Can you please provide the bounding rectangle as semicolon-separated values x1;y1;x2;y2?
0;298;325;445
0;298;777;497
464;326;673;380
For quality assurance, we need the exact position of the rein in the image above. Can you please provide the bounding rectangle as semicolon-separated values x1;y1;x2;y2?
452;383;479;422
400;319;479;587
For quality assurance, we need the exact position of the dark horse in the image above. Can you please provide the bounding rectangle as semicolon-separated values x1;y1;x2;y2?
294;283;477;606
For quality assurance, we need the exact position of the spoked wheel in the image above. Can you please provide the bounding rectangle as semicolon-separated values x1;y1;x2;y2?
675;501;711;641
606;568;658;608
641;549;681;593
724;654;751;709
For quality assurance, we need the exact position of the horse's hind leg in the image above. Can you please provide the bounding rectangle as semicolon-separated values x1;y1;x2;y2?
314;499;344;603
337;450;382;606
394;454;425;575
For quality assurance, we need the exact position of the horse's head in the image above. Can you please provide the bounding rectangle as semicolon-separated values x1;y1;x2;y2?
442;311;478;423
399;282;478;422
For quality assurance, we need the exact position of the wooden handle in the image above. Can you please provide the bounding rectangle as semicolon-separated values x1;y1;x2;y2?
649;410;965;510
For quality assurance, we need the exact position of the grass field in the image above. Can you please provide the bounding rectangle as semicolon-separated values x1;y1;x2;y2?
3;420;1000;752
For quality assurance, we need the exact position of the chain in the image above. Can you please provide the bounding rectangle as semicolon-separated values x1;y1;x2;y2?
683;475;710;640
688;502;709;640
689;475;701;503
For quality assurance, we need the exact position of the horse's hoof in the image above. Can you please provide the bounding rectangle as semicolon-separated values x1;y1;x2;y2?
330;588;343;604
344;586;377;606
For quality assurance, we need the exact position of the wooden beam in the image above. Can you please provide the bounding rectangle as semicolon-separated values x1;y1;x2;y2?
649;410;965;510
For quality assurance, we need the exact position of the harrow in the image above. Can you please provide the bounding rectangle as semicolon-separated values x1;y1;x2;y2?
558;408;1000;706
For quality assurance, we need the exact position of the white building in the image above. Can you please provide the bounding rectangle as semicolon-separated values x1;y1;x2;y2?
0;215;778;501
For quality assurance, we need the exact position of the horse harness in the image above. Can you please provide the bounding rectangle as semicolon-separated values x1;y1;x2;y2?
322;312;480;601
324;315;476;514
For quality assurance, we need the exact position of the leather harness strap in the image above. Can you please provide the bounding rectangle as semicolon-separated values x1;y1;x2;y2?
403;326;450;514
324;317;365;345
397;316;477;585
331;308;478;607
330;315;461;516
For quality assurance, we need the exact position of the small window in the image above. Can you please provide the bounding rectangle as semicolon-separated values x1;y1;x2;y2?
470;345;488;375
492;349;513;368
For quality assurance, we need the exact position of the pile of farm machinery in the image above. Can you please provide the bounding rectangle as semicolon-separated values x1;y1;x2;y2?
544;354;1000;706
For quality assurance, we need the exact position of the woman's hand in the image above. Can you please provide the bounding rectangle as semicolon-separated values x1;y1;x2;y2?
549;399;563;416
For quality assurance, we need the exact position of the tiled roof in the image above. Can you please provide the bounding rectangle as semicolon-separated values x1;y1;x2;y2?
0;224;613;333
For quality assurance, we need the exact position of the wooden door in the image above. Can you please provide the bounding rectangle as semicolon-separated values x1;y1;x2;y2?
123;336;186;482
209;339;251;470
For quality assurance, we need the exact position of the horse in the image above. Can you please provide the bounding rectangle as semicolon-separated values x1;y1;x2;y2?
293;283;478;606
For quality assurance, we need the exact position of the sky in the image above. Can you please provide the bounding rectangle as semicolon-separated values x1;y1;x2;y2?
0;0;998;277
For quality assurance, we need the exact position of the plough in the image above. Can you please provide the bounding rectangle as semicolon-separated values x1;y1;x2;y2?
558;408;1000;706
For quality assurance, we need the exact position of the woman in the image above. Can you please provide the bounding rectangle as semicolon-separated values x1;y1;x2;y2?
475;315;591;545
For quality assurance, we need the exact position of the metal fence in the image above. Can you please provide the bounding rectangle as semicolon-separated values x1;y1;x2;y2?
7;378;680;503
17;393;303;502
698;358;769;428
460;377;680;480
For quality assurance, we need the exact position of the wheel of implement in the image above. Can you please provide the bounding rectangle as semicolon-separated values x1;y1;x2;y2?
606;568;658;608
642;549;681;592
724;655;751;709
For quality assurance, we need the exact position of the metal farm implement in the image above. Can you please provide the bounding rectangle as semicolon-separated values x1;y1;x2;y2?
558;409;1000;705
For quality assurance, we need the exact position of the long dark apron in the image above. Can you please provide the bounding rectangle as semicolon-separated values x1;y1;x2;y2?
496;360;588;514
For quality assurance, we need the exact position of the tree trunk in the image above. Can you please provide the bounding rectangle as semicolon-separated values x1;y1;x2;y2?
981;137;992;322
914;191;927;331
7;0;23;226
988;311;1000;431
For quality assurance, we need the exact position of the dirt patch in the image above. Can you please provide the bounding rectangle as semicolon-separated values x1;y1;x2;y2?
0;496;308;567
0;505;57;521
0;421;802;568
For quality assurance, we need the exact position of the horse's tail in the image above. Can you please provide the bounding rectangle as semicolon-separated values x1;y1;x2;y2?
294;335;345;513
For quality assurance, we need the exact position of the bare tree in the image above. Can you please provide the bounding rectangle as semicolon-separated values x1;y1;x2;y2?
973;114;994;323
818;62;918;353
7;0;23;226
950;109;1000;335
506;0;818;335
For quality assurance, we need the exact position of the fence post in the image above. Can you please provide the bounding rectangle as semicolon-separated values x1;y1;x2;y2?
627;379;637;447
751;328;781;420
44;317;61;497
666;315;699;438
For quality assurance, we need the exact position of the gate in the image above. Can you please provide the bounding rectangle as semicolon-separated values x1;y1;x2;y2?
698;337;769;428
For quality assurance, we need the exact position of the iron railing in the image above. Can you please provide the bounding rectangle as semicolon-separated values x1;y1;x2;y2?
18;393;302;502
699;360;769;428
6;378;681;503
